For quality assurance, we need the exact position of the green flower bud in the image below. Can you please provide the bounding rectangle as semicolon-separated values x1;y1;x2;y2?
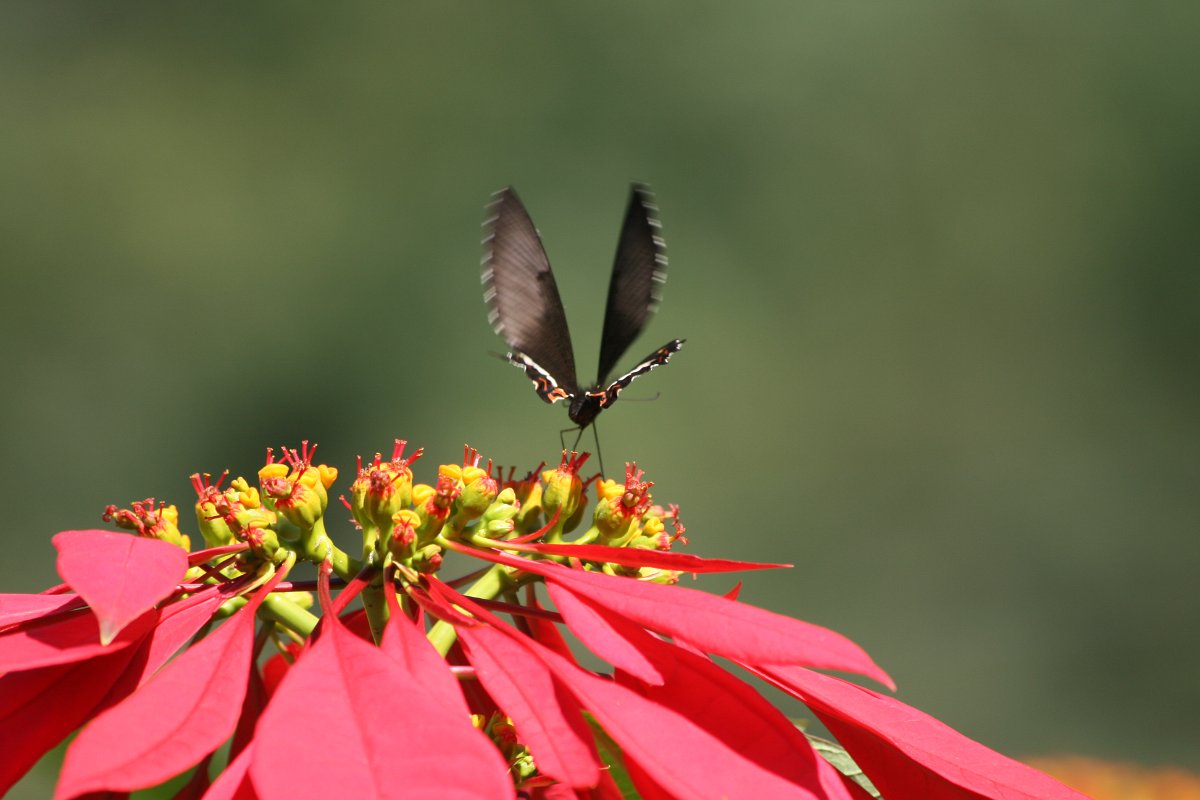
458;466;499;519
591;463;655;545
541;451;589;536
513;480;544;534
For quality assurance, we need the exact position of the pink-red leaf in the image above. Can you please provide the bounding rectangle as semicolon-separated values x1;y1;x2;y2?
86;587;231;735
55;576;279;799
249;596;513;800
0;640;149;794
523;588;577;663
338;607;374;641
0;607;156;672
509;542;790;573
126;587;228;688
0;593;83;628
230;660;267;762
379;591;471;719
187;543;249;565
459;545;894;689
529;624;831;799
453;618;602;789
433;579;846;800
54;530;188;645
0;591;220;793
417;579;600;789
760;666;1089;800
587;598;853;799
546;582;661;684
260;645;300;699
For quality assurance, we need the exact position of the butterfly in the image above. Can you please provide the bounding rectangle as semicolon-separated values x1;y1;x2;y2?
481;184;685;440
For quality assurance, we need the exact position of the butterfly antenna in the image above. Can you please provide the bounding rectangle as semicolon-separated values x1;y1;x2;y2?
614;392;661;402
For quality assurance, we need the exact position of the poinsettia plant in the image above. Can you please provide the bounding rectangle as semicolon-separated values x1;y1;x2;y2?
0;439;1087;799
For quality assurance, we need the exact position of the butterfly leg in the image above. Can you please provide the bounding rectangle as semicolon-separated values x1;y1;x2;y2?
558;425;603;476
590;421;605;479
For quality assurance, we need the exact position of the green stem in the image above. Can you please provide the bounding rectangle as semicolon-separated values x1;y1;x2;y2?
295;517;359;581
259;594;320;638
574;526;600;545
544;520;565;545
215;596;249;618
361;522;380;567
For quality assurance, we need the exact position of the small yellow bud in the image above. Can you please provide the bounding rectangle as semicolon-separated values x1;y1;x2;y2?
412;483;436;508
258;463;289;483
316;464;338;489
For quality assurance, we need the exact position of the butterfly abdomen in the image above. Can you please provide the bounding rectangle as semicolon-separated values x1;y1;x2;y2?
568;393;603;428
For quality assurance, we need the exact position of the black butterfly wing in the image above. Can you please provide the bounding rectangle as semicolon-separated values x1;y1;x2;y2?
597;339;685;409
596;184;669;385
482;187;580;403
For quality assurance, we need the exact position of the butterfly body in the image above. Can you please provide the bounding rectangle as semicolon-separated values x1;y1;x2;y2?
482;184;684;432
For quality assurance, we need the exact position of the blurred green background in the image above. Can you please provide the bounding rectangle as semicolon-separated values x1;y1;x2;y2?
3;1;1197;792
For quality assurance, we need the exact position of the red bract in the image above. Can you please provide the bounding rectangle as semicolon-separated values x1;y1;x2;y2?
0;582;230;794
378;581;472;719
438;594;602;789
453;542;895;689
520;588;577;662
0;592;82;627
127;585;231;689
757;666;1091;800
508;541;791;573
249;565;514;800
0;446;1088;800
55;567;290;799
53;529;188;645
423;579;844;799
0;637;148;793
0;602;155;673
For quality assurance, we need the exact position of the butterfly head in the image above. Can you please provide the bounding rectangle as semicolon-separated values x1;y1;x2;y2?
567;392;604;429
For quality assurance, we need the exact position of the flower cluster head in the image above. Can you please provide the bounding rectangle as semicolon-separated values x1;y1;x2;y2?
190;471;280;558
593;463;654;541
258;441;338;535
102;498;190;551
1;437;1088;800
347;439;423;533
